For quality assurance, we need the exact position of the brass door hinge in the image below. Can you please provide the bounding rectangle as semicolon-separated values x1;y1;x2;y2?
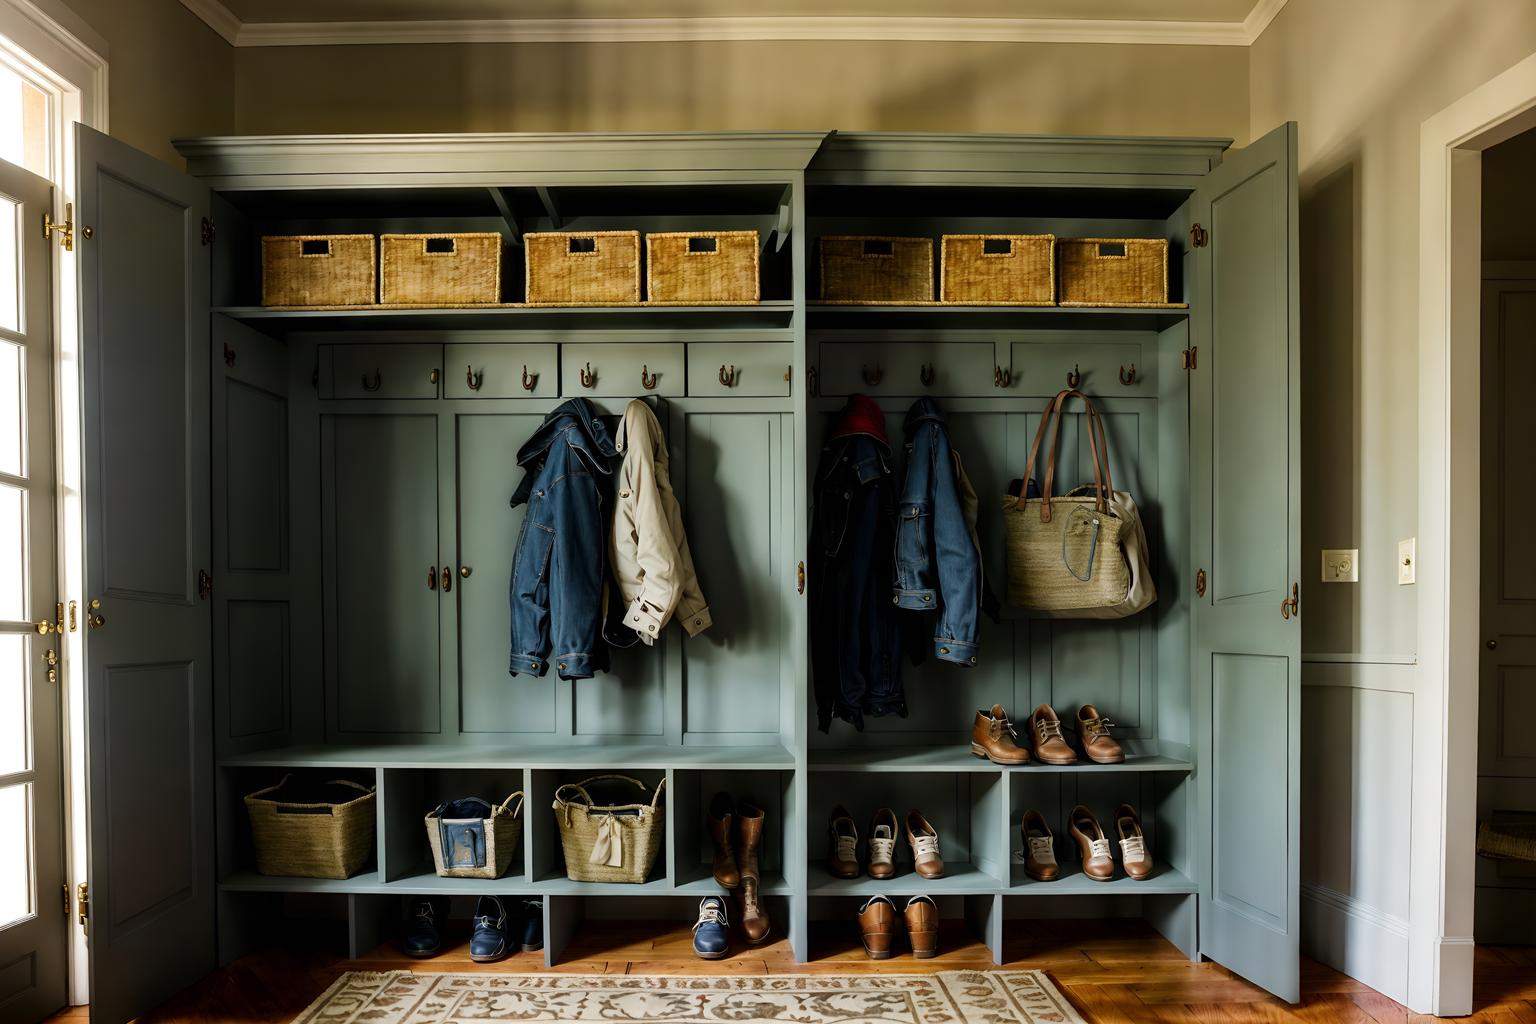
796;560;806;596
197;569;212;601
62;883;69;916
1182;347;1198;371
68;600;77;632
43;202;74;251
201;217;215;245
77;882;88;931
1195;568;1207;597
1190;222;1209;248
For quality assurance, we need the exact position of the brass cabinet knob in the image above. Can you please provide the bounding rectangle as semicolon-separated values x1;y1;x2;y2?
441;566;453;593
427;566;438;591
460;566;472;578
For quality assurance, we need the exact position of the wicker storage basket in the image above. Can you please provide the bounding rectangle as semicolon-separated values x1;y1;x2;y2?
646;230;760;304
820;236;933;304
425;792;524;879
261;234;376;307
525;230;641;305
552;774;665;884
380;232;501;305
245;775;376;879
940;234;1055;305
1058;237;1182;307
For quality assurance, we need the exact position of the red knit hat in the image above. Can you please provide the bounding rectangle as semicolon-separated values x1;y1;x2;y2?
830;394;889;447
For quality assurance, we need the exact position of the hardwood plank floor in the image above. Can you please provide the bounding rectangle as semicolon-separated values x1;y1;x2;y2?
41;919;1536;1023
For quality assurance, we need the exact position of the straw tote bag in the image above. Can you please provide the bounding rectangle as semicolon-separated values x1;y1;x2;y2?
552;774;666;884
1001;389;1156;618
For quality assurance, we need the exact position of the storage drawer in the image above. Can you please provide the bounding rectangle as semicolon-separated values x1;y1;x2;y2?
446;343;559;399
687;343;791;397
1006;341;1152;395
819;341;994;398
323;344;443;399
561;343;684;398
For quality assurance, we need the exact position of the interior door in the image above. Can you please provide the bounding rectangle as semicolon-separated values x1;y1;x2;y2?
76;125;214;1024
0;153;66;1024
1189;121;1301;1003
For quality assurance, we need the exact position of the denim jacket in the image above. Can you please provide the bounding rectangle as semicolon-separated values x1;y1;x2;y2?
509;398;617;680
894;398;987;666
810;432;904;731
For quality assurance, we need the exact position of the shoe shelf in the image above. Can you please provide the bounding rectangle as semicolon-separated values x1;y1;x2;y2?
217;742;796;770
808;746;1193;774
1007;861;1196;895
806;862;1007;896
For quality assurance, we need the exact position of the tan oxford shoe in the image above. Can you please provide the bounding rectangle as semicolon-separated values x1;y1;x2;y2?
858;895;898;960
904;895;939;959
905;809;945;879
971;703;1030;765
868;808;899;879
1076;704;1125;764
1021;809;1059;882
1115;803;1153;881
827;805;860;879
1068;804;1115;881
1028;704;1078;765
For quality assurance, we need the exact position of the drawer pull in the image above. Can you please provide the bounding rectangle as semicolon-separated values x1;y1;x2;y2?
466;365;484;391
361;369;382;392
719;364;737;387
640;365;658;390
579;362;596;389
861;364;883;387
430;368;440;385
1067;364;1082;388
522;365;538;391
919;363;935;387
1119;363;1137;386
427;565;438;591
994;365;1012;388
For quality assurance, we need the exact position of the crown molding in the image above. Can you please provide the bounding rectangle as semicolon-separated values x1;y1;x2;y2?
182;0;1287;48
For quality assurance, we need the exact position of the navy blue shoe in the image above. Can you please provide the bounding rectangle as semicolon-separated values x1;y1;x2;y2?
401;896;450;958
519;899;544;952
692;896;730;960
469;895;512;963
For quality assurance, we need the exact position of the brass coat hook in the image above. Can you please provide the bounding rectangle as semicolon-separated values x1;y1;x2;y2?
719;364;738;387
1119;364;1137;386
994;365;1012;388
862;364;883;386
223;342;236;367
919;363;936;387
1067;364;1082;388
579;362;596;388
521;365;538;391
361;369;382;392
466;364;484;391
640;365;658;390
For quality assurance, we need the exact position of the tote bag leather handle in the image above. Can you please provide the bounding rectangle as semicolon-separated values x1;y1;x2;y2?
1017;388;1113;522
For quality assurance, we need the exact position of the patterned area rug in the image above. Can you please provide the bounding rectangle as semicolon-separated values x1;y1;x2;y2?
292;970;1088;1023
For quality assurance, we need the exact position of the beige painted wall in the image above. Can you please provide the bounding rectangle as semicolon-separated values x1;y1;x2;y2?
1250;0;1536;1001
231;40;1248;138
1484;127;1536;261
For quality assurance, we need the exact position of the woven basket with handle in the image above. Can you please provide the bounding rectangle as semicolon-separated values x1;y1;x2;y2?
245;775;376;880
525;230;641;305
1057;237;1185;308
380;232;502;305
425;791;524;879
646;230;760;304
261;234;376;307
552;774;665;884
940;234;1055;305
819;235;933;304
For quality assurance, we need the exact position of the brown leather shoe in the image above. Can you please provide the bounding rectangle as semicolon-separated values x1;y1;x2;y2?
708;793;740;889
1021;809;1059;882
867;808;899;879
737;876;772;944
1028;704;1078;765
971;704;1030;765
858;895;898;960
1115;803;1153;881
1068;804;1114;881
828;805;860;879
904;895;939;958
737;801;764;883
905;810;945;879
1076;704;1125;764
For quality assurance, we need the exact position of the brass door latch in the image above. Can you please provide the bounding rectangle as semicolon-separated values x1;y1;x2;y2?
43;202;74;251
87;598;104;629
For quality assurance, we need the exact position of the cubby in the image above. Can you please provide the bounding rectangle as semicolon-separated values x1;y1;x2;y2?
72;125;1300;1012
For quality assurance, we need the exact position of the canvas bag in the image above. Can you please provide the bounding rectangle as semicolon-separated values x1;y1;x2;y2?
1001;389;1156;618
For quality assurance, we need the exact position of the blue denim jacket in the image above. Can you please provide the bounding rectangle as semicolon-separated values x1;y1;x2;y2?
894;398;984;666
508;398;617;680
810;433;904;732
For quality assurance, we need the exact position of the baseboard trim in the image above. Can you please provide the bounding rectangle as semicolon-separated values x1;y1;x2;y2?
1300;883;1409;1003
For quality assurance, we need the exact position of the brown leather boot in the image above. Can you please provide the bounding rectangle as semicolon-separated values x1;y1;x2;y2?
707;792;740;889
904;895;939;958
1068;804;1114;881
737;876;771;945
1076;704;1125;764
827;805;860;879
857;895;898;960
737;801;764;883
1115;803;1153;881
905;810;945;879
1028;704;1078;765
971;703;1030;765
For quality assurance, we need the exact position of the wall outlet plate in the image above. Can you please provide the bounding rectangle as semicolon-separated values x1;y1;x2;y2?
1321;548;1359;583
1399;537;1416;585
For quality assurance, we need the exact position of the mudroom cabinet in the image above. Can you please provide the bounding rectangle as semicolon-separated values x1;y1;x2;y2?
72;124;1298;1024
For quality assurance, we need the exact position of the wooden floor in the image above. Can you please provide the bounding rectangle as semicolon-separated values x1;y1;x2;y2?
42;919;1536;1023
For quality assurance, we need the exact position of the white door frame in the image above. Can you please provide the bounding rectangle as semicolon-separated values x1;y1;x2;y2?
1415;48;1536;1019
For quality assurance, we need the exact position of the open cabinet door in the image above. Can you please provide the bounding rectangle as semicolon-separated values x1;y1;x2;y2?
1189;121;1301;1003
76;125;214;1023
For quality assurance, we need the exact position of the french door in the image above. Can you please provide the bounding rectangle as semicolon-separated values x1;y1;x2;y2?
0;152;66;1022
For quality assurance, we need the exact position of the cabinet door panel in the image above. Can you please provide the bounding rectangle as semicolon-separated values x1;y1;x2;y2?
687;342;792;397
323;414;441;734
562;342;683;397
324;343;442;399
447;343;559;399
820;341;994;398
1007;339;1152;397
456;413;558;736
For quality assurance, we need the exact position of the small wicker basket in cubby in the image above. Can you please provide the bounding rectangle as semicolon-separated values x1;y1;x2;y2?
646;230;760;304
1057;237;1186;307
244;775;376;879
819;235;934;304
525;230;641;305
261;234;376;307
380;232;502;306
425;792;524;879
940;234;1055;305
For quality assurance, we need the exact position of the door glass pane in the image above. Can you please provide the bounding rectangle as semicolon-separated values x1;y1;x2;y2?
0;782;32;928
0;64;48;179
0;633;22;776
0;483;22;620
0;339;18;476
0;197;17;334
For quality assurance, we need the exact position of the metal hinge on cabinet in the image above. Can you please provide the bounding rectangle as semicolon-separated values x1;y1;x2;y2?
201;217;215;245
1189;223;1209;248
62;883;69;916
198;569;212;601
77;883;88;932
1182;347;1198;371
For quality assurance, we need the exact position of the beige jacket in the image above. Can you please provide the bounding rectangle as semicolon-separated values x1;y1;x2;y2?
610;400;712;643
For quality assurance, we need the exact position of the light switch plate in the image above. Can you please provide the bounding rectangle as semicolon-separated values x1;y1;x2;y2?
1399;537;1416;585
1321;548;1358;583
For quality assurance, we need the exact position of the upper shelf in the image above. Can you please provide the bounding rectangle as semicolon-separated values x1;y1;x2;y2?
214;302;796;336
219;741;796;770
808;746;1193;774
807;304;1189;332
